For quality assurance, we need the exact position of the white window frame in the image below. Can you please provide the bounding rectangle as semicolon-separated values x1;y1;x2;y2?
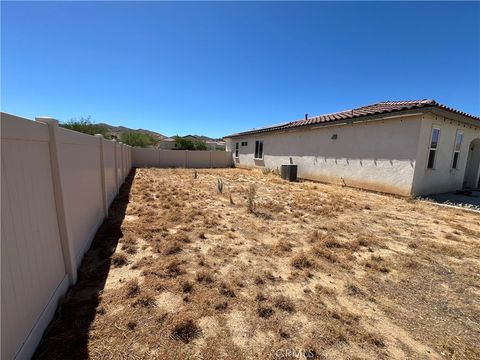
451;130;463;170
254;140;264;160
235;142;239;158
426;127;441;169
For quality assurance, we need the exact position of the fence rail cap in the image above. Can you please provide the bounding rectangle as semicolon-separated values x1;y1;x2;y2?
35;116;58;125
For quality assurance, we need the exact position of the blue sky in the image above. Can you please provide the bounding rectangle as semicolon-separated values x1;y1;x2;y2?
2;1;479;138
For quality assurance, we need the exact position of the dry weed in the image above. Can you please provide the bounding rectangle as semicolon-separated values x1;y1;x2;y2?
35;168;480;360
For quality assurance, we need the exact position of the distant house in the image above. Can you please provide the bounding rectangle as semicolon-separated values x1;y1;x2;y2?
159;137;176;149
224;100;480;196
206;140;226;151
180;135;225;150
159;135;226;151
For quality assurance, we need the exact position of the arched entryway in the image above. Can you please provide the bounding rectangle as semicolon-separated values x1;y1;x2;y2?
463;138;480;189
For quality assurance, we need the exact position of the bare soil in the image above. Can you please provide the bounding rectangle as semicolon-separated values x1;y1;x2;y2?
35;168;480;360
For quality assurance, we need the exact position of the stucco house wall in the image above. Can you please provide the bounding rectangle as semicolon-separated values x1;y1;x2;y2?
226;100;480;197
226;115;424;196
411;113;480;195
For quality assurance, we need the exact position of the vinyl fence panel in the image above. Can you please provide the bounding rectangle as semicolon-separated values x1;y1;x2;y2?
57;127;105;266
132;147;157;167
1;114;68;360
132;148;232;168
159;149;187;167
186;151;210;168
103;140;117;206
1;112;133;360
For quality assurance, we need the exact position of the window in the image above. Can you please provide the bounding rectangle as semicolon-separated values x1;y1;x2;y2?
427;128;440;169
451;131;463;169
254;140;264;159
241;141;248;146
235;142;239;158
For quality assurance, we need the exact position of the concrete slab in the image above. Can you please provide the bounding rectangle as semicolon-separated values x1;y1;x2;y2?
422;190;480;212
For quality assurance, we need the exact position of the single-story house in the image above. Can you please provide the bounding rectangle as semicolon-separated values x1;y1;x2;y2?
224;99;480;196
206;140;226;151
159;137;176;149
160;135;226;151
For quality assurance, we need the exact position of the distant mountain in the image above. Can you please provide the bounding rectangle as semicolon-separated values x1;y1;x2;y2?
179;134;224;142
97;123;166;140
97;123;223;142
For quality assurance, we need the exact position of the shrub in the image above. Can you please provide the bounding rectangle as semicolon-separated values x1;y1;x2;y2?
194;140;208;150
120;132;158;147
61;117;111;138
247;184;257;213
217;178;224;194
173;137;208;150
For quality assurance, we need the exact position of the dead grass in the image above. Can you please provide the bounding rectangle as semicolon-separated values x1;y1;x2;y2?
171;319;202;344
273;295;296;313
111;252;128;267
125;279;140;297
291;252;316;269
35;168;480;360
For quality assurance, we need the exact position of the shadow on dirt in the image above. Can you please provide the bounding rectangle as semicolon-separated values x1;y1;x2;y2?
33;169;136;360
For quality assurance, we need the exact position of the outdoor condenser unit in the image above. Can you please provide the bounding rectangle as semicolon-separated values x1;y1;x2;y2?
280;165;298;182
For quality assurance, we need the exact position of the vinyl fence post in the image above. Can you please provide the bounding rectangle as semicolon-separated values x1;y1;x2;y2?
35;117;77;284
121;143;125;181
113;140;119;192
128;146;132;171
95;134;108;217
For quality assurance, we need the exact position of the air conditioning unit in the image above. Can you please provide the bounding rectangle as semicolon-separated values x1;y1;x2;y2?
280;165;298;182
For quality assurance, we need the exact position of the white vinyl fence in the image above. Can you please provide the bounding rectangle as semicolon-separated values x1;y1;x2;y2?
132;147;232;168
1;112;132;360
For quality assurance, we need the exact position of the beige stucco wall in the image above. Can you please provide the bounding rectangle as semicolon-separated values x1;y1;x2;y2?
226;115;424;196
411;113;480;196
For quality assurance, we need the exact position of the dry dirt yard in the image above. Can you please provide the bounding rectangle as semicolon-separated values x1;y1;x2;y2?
35;168;479;360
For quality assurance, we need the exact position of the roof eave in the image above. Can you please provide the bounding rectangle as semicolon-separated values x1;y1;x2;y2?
427;107;480;127
224;108;429;139
224;104;480;139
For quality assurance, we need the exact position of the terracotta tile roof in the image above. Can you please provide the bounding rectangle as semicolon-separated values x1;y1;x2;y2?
225;99;479;138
